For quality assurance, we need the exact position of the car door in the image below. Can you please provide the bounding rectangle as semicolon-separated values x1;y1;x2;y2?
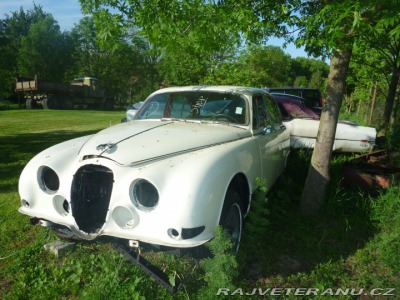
252;94;284;188
264;93;291;173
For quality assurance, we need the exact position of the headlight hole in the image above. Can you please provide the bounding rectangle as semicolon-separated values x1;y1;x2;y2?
132;179;159;211
53;195;69;216
40;166;60;193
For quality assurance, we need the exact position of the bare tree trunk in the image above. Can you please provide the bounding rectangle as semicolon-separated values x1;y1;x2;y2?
299;47;352;215
368;80;378;126
390;93;399;127
377;65;400;137
358;82;372;118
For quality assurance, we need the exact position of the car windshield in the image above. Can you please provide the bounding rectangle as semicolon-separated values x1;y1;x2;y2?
134;91;248;125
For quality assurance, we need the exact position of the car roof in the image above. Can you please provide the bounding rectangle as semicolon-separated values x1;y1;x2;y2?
149;85;267;96
265;87;320;91
268;92;306;102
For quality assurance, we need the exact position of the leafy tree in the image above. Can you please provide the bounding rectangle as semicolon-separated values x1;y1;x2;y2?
79;0;400;215
159;49;209;86
291;57;329;90
298;0;400;214
352;1;400;138
293;76;308;87
239;45;292;87
0;4;50;98
346;46;388;126
68;16;156;102
17;16;72;80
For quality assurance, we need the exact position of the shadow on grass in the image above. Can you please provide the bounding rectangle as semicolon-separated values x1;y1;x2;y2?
0;129;100;193
239;150;376;281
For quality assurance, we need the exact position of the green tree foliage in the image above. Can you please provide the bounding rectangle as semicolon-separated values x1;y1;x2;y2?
345;47;388;126
291;57;329;90
351;1;400;138
237;45;292;87
202;45;293;87
80;0;239;56
159;50;209;86
293;76;308;87
17;16;72;80
0;5;50;98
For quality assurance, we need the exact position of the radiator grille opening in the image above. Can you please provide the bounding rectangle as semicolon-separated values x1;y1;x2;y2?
71;165;113;234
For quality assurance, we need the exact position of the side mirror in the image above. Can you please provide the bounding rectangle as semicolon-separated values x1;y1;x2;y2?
263;125;274;134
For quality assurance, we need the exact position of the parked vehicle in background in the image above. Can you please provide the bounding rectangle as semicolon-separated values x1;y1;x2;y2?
121;101;144;122
15;75;114;110
270;93;376;153
264;87;323;108
18;86;291;254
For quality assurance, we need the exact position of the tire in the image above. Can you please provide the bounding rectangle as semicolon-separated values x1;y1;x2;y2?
42;97;49;109
219;190;243;253
26;98;33;109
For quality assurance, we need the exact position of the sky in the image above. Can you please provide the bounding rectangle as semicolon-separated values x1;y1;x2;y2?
0;0;311;59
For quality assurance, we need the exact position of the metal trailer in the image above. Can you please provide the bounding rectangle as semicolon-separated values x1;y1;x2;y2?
15;75;114;110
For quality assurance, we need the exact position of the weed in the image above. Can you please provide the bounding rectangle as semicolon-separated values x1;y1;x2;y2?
242;177;269;259
197;226;238;299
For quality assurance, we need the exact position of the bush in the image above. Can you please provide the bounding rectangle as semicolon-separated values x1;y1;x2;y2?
197;226;238;299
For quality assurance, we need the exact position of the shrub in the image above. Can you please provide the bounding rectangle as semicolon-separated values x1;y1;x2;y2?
197;226;238;299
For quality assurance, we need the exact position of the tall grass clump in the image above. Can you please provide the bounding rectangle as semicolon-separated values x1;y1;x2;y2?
370;187;400;271
197;226;238;299
344;187;400;291
242;177;269;258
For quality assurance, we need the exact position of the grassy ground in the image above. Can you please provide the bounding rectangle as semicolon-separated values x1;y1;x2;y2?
1;109;399;299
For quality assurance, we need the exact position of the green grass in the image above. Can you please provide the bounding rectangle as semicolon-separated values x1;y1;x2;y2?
1;110;399;299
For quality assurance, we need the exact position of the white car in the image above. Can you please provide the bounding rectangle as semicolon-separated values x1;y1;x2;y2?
18;86;291;252
271;93;376;152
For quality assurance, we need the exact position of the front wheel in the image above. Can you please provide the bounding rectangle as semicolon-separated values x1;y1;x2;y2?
219;190;243;253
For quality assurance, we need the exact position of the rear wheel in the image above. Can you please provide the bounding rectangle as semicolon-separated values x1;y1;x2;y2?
26;98;34;109
219;190;243;253
42;98;48;109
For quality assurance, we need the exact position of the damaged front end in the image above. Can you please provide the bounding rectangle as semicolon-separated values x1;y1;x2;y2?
71;164;114;234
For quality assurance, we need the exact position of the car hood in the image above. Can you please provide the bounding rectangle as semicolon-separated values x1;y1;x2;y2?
79;120;250;165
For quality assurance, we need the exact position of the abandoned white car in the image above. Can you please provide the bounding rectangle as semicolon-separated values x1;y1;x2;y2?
18;86;291;253
271;93;376;152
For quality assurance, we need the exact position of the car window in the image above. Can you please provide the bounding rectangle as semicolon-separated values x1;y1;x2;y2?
136;91;248;125
286;90;302;97
302;90;320;101
137;93;167;119
168;95;192;118
252;95;270;129
264;94;282;125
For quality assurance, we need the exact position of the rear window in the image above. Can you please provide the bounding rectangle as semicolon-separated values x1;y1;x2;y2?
265;87;322;106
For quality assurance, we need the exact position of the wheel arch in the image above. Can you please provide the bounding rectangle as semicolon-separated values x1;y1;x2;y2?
226;173;251;215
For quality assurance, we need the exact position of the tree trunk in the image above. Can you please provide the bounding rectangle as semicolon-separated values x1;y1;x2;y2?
299;47;352;215
368;80;378;126
377;65;400;137
390;93;399;127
